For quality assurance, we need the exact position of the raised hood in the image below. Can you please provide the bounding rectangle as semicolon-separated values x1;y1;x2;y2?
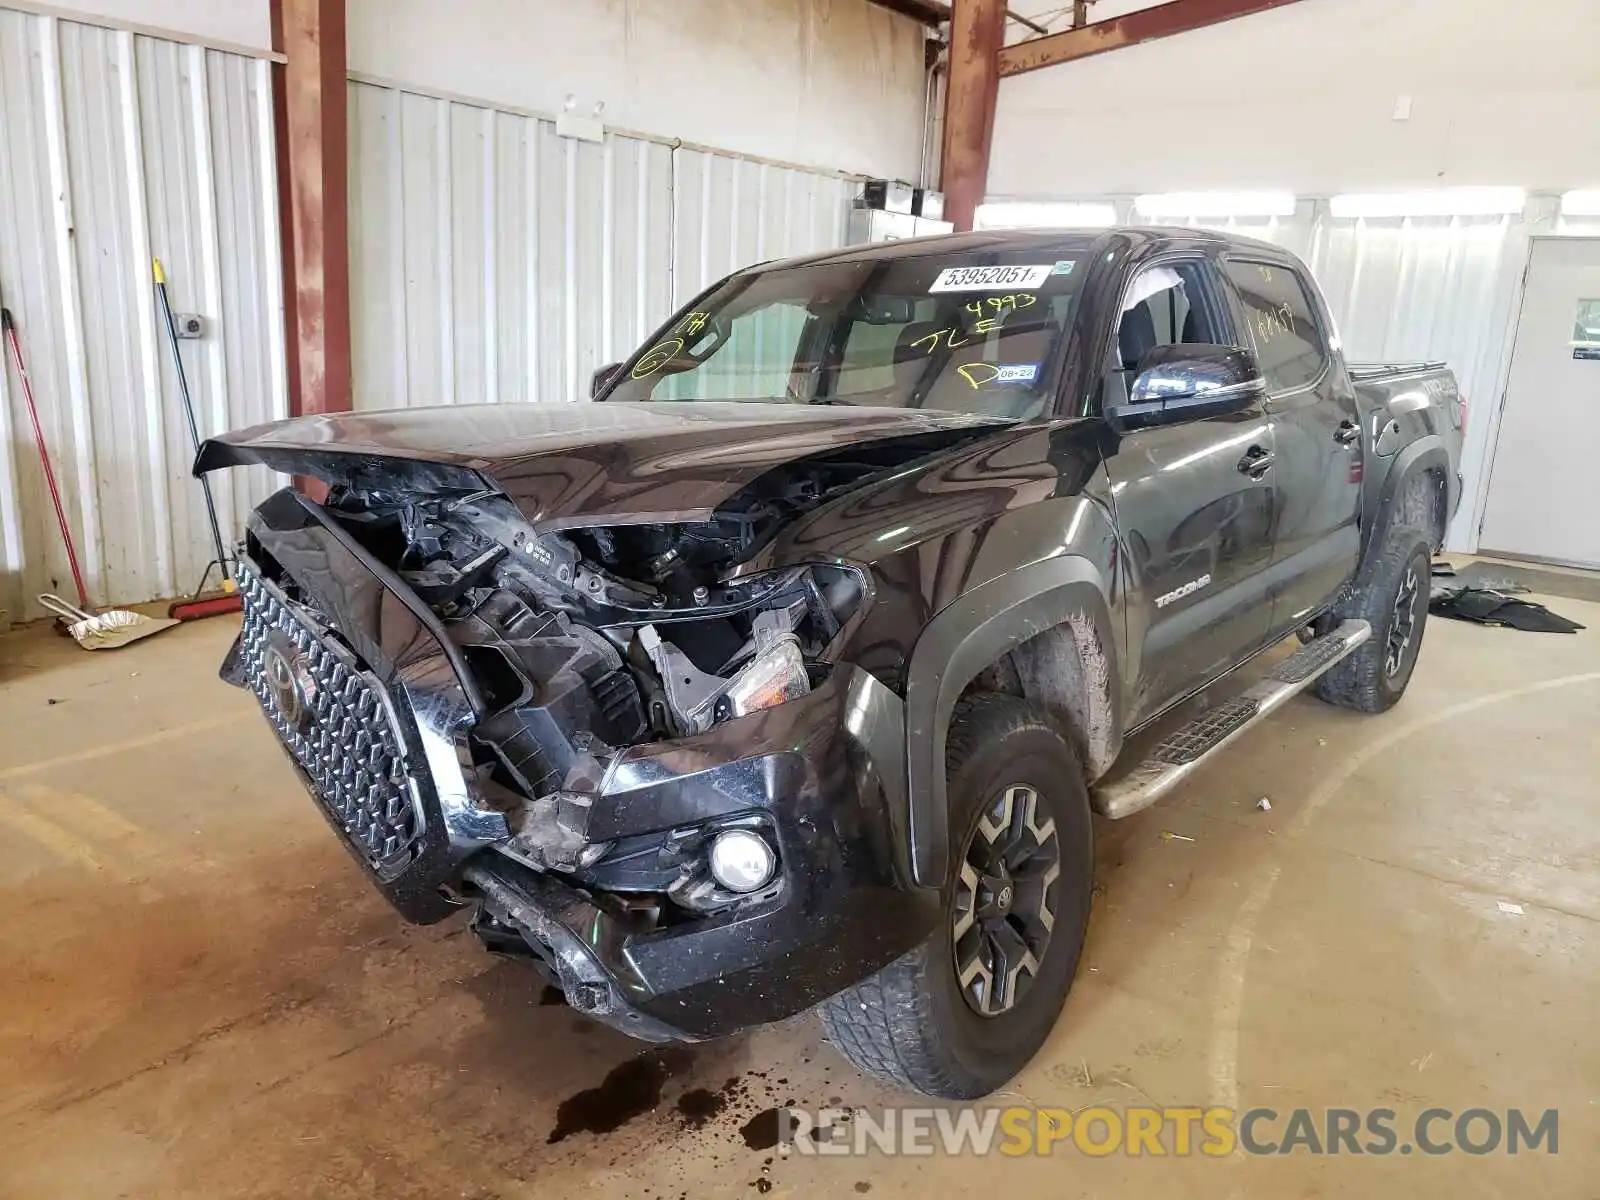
197;401;1011;529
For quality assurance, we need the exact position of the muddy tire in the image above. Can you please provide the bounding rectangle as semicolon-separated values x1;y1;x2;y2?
1315;479;1435;714
819;694;1093;1099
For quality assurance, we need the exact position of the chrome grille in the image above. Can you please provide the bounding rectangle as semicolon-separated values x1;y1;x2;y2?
237;563;424;876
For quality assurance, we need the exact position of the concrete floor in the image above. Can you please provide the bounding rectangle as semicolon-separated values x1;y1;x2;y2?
1;595;1596;1198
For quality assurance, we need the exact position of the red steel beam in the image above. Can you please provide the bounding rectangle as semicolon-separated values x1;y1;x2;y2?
999;0;1310;77
267;0;300;417
940;0;1008;232
278;0;350;418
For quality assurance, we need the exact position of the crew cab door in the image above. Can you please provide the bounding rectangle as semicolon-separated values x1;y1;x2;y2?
1101;258;1277;726
1219;258;1362;635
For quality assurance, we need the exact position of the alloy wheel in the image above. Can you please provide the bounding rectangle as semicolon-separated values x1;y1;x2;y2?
950;784;1062;1017
1385;564;1421;679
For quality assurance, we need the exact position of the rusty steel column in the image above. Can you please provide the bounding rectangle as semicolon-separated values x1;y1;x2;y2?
267;0;300;417
940;0;1007;232
278;0;350;418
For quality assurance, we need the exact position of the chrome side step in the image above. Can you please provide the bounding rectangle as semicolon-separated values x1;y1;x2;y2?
1092;619;1372;820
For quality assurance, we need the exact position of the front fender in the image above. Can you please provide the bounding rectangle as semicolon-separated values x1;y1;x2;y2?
903;554;1120;888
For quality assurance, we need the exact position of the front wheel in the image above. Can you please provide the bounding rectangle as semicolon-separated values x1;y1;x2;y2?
819;694;1093;1099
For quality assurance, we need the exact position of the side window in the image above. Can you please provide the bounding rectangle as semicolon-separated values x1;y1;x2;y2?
1221;260;1328;392
1115;261;1227;373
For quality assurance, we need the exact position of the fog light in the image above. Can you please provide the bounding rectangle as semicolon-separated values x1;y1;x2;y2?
708;829;777;893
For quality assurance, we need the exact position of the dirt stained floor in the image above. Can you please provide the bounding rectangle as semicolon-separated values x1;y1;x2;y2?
0;598;1596;1198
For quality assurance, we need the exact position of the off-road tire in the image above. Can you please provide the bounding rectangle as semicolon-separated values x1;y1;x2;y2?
1314;477;1435;713
819;694;1093;1099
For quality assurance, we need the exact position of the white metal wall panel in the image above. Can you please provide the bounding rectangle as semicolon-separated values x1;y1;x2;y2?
348;81;853;412
669;148;853;305
0;7;283;619
1308;214;1528;549
1310;216;1518;384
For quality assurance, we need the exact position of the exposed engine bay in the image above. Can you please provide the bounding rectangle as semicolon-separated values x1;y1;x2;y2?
275;442;933;918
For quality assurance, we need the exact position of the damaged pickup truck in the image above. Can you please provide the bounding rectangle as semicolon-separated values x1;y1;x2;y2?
199;228;1463;1099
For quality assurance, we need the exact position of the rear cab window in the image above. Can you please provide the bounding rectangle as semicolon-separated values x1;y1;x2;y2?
1221;259;1329;392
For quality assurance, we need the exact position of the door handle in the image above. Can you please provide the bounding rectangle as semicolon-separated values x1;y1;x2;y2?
1238;445;1275;477
1335;420;1361;446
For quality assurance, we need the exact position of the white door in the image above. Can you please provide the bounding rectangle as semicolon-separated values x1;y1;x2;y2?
1479;238;1600;568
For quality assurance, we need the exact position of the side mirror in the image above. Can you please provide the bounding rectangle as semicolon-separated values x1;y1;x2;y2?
591;362;623;399
1105;345;1265;432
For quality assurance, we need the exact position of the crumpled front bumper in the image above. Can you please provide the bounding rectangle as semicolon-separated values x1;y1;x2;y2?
228;487;936;1040
465;665;938;1039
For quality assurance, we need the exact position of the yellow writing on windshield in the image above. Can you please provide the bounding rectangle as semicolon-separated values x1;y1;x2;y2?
964;293;1037;318
630;337;685;379
911;316;1004;356
957;363;1002;389
912;327;970;353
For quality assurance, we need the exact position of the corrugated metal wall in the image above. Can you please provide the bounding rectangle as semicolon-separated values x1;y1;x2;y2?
347;80;854;410
0;6;284;619
1307;213;1531;549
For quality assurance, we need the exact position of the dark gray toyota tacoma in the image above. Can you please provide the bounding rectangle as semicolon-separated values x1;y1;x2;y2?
199;228;1463;1098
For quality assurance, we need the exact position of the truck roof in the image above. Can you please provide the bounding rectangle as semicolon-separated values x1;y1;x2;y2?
756;225;1290;274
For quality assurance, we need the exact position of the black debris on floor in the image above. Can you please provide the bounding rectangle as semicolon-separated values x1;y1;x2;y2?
1430;586;1586;633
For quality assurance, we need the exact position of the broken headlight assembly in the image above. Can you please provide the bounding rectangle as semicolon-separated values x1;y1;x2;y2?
633;563;864;738
721;634;809;719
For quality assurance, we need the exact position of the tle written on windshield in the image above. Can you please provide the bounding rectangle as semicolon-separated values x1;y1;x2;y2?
603;254;1087;417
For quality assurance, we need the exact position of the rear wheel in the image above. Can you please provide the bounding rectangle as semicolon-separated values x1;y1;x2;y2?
1315;521;1433;714
820;694;1093;1099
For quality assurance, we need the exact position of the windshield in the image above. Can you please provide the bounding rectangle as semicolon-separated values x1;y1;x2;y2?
602;251;1088;418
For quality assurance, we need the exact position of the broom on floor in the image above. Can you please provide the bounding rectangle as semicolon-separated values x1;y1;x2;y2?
4;304;177;648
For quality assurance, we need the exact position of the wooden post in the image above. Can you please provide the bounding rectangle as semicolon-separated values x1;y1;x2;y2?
277;0;350;419
940;0;1007;233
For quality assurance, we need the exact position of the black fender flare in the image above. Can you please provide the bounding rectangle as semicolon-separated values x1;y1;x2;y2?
1361;434;1451;579
902;556;1119;888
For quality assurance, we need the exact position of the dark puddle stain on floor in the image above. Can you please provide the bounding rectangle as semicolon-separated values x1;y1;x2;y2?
547;1045;698;1143
739;1106;786;1151
549;1044;862;1200
675;1075;744;1130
